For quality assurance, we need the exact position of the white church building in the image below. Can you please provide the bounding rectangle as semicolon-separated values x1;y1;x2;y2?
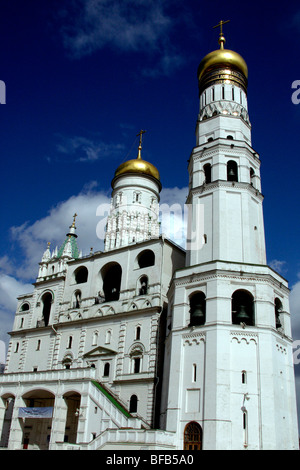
0;26;298;450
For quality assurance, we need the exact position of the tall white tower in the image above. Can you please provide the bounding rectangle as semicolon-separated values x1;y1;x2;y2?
104;131;161;251
160;23;298;450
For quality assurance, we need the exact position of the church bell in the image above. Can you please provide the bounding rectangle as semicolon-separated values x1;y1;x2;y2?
228;168;236;177
235;304;250;323
190;302;205;326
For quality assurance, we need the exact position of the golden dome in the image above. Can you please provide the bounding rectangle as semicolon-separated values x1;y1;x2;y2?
197;28;248;93
113;130;160;186
114;157;160;182
198;47;248;82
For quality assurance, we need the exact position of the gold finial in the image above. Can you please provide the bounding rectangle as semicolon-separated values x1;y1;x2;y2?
47;242;51;248
136;130;146;160
213;19;230;49
72;213;77;227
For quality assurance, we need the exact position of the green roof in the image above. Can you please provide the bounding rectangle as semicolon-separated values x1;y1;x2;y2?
56;235;80;259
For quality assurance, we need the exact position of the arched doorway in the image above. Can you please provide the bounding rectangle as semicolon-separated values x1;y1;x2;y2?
21;389;55;450
184;421;202;450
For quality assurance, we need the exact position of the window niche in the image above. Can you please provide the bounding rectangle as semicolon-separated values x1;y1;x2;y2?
275;298;283;329
232;289;254;326
189;292;206;326
103;362;110;377
101;262;122;301
41;292;52;327
130;345;144;374
136;250;155;269
227;160;238;182
138;276;148;295
203;163;211;184
129;395;138;413
74;266;88;284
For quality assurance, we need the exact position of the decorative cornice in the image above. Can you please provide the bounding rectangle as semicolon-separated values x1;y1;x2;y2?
188;180;263;201
172;265;290;295
199;100;250;125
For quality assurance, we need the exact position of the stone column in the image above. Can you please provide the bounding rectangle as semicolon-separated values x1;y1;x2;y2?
7;395;24;450
49;394;68;449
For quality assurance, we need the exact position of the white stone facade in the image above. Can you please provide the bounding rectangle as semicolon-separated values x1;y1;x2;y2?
0;37;298;451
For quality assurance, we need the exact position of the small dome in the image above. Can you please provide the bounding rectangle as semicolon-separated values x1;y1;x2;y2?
113;131;160;186
114;158;160;182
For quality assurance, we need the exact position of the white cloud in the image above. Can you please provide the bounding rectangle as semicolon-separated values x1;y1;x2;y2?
9;186;111;281
7;184;189;284
0;274;33;348
269;259;288;275
59;0;183;76
61;0;172;56
55;135;125;163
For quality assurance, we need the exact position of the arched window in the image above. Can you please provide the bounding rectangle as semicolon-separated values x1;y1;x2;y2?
275;298;283;329
135;326;141;341
139;276;148;295
189;292;206;326
92;331;99;346
41;292;52;326
62;356;72;369
242;370;247;384
184;422;202;450
137;250;155;269
101;263;122;301
227;160;238;182
103;362;110;377
21;303;30;312
74;266;88;284
232;289;254;326
130;346;143;374
203;163;211;184
73;290;81;308
129;395;138;413
105;330;112;344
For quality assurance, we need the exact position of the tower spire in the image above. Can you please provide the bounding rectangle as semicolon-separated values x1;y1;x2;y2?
56;214;80;259
136;130;146;160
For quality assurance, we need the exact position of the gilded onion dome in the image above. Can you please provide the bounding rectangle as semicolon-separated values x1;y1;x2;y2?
197;21;248;94
113;131;160;187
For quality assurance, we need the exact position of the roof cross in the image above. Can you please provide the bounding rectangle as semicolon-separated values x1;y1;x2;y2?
136;130;146;159
213;19;230;49
72;213;77;227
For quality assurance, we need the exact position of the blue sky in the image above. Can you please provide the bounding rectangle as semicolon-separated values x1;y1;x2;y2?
0;0;300;419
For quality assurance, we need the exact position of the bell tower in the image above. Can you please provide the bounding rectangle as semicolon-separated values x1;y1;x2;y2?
186;20;265;269
160;23;298;450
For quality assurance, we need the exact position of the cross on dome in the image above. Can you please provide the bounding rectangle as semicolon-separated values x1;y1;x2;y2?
213;19;230;49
